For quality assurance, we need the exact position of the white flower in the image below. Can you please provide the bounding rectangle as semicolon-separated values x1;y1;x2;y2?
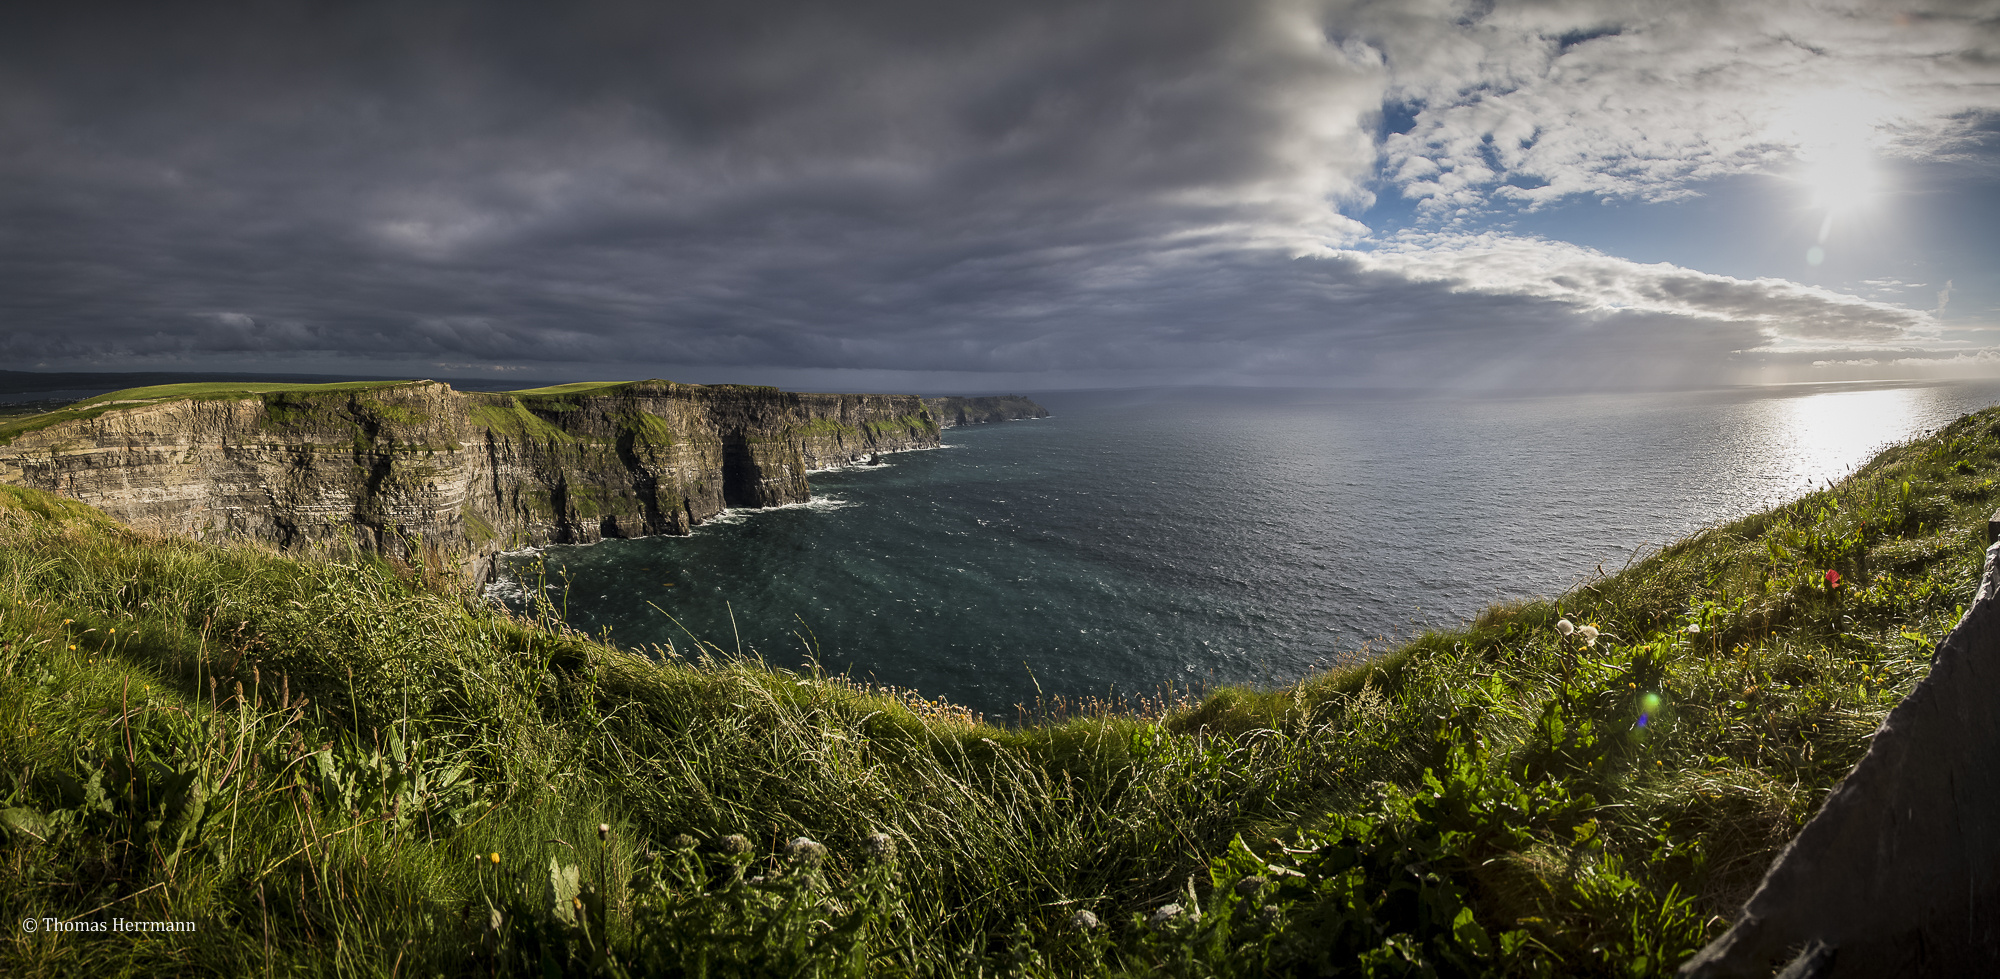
1578;625;1600;646
1147;904;1184;926
1686;623;1701;635
1067;910;1101;931
1556;619;1575;636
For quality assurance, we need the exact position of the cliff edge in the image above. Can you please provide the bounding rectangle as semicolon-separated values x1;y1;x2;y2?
922;395;1049;428
0;379;967;582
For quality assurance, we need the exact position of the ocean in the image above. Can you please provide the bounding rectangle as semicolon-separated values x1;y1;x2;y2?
496;380;2000;717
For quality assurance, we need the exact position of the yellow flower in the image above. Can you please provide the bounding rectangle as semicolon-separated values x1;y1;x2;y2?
489;852;501;865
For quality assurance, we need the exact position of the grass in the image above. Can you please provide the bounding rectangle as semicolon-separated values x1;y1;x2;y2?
1;406;1998;976
504;382;656;397
69;380;421;409
0;381;421;446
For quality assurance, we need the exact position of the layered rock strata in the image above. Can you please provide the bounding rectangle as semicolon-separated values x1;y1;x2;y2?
922;395;1049;428
0;380;945;581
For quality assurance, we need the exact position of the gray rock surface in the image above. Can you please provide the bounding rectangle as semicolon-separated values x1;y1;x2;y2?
921;395;1049;428
0;380;944;583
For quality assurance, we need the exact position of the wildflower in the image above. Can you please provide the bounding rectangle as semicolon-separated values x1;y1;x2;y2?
1259;904;1282;924
1556;619;1575;636
108;628;114;634
1686;623;1701;635
861;832;897;863
1235;875;1269;898
1825;569;1841;589
668;833;697;851
489;852;501;865
1068;910;1101;932
717;834;753;856
1578;624;1600;646
598;823;610;841
786;836;826;867
1147;904;1184;927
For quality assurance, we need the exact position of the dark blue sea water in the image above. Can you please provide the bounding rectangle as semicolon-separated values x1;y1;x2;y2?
497;380;2000;717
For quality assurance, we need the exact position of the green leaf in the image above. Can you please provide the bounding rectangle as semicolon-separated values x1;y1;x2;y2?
547;857;581;927
0;806;51;842
1452;905;1494;958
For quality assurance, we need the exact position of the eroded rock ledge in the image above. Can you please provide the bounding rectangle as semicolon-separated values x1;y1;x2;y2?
922;395;1050;428
0;380;1039;582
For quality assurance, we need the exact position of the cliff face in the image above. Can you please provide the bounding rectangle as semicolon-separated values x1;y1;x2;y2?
922;395;1050;428
0;380;939;578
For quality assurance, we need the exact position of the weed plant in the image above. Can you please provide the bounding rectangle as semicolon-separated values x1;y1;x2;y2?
2;408;1999;976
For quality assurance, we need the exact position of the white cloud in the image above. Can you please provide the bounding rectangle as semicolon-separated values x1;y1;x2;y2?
1341;232;1935;343
1345;0;2000;214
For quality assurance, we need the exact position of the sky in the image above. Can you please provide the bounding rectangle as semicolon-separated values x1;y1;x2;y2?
1;0;1996;394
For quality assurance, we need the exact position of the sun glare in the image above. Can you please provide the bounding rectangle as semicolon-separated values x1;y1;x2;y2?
1770;388;1920;485
1803;144;1881;216
1779;88;1892;214
1777;88;1894;267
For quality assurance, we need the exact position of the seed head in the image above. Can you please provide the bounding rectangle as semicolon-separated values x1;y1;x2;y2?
1067;910;1101;932
1234;875;1269;898
861;832;897;862
1556;619;1575;636
786;836;827;867
668;833;697;851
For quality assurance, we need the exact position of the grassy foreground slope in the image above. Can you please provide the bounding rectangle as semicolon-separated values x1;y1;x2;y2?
1;407;1997;977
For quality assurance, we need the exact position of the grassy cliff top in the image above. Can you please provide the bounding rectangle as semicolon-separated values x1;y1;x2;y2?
0;379;430;445
71;378;425;407
503;380;656;396
1;402;1997;975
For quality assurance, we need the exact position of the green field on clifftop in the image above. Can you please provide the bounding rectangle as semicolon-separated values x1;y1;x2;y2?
1;407;1997;976
0;380;423;447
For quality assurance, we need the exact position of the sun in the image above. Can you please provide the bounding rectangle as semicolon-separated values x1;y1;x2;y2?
1777;87;1893;214
1802;143;1881;217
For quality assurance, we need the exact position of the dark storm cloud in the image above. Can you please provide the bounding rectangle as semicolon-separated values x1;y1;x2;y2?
0;0;1383;374
0;0;1981;388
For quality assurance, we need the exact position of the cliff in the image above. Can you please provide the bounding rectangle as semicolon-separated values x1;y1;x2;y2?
0;379;943;580
921;395;1049;428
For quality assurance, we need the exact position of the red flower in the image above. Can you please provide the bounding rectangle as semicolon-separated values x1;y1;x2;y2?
1824;569;1841;589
